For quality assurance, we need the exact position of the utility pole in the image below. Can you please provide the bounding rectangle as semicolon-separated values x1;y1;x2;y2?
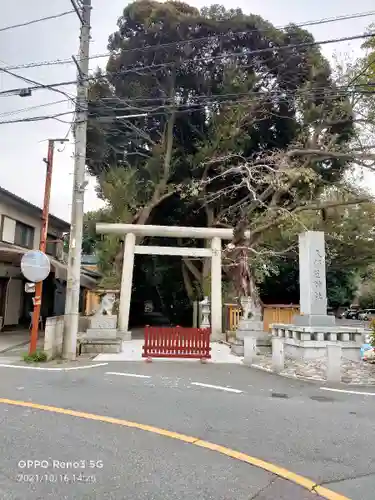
29;139;67;354
63;0;92;360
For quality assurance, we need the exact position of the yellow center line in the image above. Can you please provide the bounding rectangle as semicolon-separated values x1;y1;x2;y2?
0;397;349;500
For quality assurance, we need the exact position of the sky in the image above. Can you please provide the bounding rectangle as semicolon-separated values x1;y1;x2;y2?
0;0;374;223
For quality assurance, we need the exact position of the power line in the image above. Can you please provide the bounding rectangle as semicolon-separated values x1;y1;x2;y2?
0;98;71;118
0;78;368;125
0;62;373;124
2;9;375;72
0;111;75;125
94;88;375;118
1;84;373;126
95;81;375;106
0;66;76;101
95;10;375;60
0;10;75;33
0;30;374;98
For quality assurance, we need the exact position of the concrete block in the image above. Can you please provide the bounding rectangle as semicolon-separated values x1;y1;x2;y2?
236;319;264;340
272;337;285;372
339;333;350;342
85;328;117;339
294;314;335;327
117;330;131;341
243;337;257;366
89;315;117;329
44;315;65;360
231;341;244;356
80;338;122;354
326;344;342;383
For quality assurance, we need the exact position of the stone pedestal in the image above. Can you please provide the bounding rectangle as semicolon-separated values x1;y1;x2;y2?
89;314;117;329
231;316;270;356
82;314;123;354
86;314;118;340
294;314;335;327
236;318;264;340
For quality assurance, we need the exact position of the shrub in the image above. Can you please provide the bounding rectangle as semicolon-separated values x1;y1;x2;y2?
23;351;48;363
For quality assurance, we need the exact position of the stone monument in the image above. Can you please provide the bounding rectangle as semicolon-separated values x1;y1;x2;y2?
270;231;365;361
294;231;335;326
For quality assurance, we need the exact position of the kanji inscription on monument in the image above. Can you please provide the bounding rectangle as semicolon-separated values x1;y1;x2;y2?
298;231;328;317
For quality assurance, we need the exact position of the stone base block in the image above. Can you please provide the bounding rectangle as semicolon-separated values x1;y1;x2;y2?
80;338;122;354
284;338;360;362
293;314;335;327
85;328;117;339
231;336;272;357
117;330;132;341
89;315;117;329
236;320;264;341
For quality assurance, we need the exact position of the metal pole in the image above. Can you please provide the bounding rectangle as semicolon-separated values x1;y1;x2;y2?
63;0;92;360
29;140;55;354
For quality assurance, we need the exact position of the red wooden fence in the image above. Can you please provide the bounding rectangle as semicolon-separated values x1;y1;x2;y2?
142;326;211;360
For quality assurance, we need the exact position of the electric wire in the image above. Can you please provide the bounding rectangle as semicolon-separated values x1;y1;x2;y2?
0;30;374;98
0;66;76;101
1;84;373;126
0;10;75;33
2;9;375;71
0;98;71;119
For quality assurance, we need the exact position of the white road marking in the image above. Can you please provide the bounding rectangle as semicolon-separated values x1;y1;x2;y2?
64;363;109;371
191;382;243;393
320;387;375;397
0;362;108;371
106;371;151;379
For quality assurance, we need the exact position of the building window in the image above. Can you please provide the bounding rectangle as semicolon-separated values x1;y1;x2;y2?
46;234;57;257
14;221;34;249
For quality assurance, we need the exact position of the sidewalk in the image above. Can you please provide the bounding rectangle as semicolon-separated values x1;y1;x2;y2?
94;339;243;363
0;330;32;354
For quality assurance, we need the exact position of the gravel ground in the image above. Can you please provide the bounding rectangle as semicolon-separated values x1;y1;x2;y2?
253;353;375;384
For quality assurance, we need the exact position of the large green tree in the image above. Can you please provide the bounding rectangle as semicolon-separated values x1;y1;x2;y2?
84;1;368;317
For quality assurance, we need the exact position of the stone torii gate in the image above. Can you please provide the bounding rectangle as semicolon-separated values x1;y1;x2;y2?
96;223;250;340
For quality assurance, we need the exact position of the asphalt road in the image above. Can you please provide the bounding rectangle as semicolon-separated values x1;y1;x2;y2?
0;361;374;499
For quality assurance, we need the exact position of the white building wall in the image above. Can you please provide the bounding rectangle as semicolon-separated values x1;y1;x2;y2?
0;201;62;249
